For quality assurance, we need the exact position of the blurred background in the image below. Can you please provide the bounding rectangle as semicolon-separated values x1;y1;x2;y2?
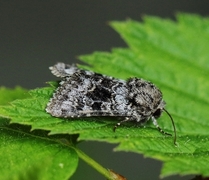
1;1;208;179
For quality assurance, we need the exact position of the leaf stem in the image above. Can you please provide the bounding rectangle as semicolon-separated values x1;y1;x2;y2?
73;146;116;180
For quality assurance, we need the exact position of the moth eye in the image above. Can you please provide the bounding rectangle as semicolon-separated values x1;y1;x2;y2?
153;109;162;118
140;107;146;112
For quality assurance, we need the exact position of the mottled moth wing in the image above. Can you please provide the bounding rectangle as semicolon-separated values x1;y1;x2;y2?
46;63;129;118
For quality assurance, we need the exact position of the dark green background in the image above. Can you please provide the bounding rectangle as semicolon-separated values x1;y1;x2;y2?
1;1;208;179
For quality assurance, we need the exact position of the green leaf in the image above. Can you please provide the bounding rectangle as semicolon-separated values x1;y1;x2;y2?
0;119;78;180
0;86;29;105
80;13;209;177
0;13;209;178
0;87;80;180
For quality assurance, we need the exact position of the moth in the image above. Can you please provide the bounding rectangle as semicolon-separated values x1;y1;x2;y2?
46;62;176;144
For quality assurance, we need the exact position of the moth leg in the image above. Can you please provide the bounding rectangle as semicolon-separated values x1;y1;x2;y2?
151;117;172;136
113;117;132;132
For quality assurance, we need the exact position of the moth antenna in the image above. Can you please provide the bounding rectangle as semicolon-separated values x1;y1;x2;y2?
163;108;177;145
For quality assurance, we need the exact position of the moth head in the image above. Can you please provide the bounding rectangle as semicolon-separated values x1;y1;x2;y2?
152;100;165;118
127;78;164;117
